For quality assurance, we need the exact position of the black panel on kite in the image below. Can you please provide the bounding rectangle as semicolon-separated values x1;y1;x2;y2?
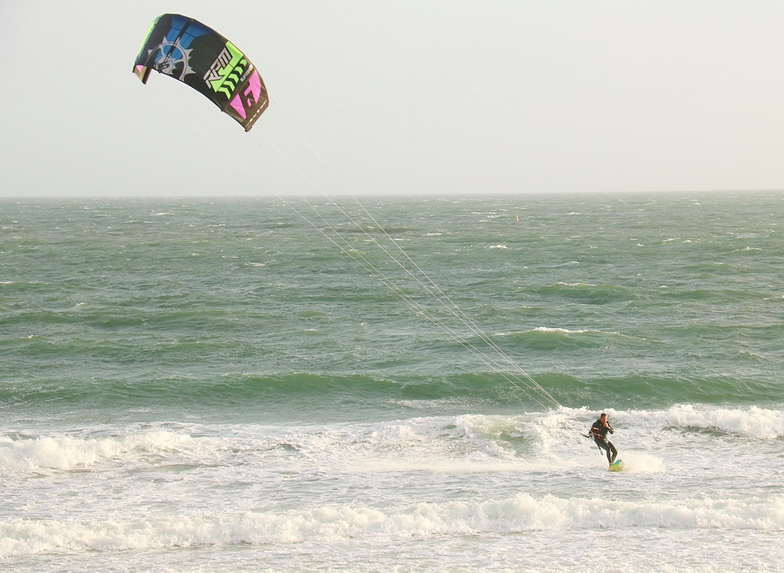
133;14;268;131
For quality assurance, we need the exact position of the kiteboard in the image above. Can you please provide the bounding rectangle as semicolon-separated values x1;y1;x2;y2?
608;459;625;472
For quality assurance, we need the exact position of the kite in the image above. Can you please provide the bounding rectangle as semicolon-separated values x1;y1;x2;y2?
133;14;268;131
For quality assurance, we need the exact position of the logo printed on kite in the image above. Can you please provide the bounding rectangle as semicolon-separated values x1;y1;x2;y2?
147;37;194;81
204;42;248;98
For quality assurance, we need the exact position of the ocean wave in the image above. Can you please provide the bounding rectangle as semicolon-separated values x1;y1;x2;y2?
644;404;784;440
540;373;784;408
534;282;632;304
2;494;782;557
532;327;620;335
496;327;621;351
2;370;780;419
563;404;784;440
0;430;194;473
4;404;780;479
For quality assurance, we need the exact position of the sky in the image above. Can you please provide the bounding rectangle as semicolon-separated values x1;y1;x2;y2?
0;0;782;197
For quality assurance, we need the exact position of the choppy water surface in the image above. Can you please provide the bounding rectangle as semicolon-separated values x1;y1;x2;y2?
1;193;783;571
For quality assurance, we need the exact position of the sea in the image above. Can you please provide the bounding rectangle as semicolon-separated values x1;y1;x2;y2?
1;193;783;572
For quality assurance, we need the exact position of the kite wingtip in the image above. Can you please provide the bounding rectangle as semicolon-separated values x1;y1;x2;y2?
133;65;151;84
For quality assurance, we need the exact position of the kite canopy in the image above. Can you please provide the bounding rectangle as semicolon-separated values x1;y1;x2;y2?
133;14;268;131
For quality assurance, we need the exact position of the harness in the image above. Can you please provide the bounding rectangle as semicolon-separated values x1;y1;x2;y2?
589;422;613;452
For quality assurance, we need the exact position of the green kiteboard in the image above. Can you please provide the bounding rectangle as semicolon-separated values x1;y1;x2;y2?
609;459;625;472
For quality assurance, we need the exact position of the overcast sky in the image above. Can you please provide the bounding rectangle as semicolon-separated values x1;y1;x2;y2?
1;1;782;197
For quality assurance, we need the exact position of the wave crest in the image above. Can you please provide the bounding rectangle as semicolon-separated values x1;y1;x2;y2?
2;494;782;557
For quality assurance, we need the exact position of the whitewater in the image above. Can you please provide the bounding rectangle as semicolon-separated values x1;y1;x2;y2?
1;193;783;572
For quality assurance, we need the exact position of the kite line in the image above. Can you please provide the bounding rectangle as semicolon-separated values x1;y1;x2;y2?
134;13;560;410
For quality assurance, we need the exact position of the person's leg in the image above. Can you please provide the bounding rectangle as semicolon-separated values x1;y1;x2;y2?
607;441;617;464
596;439;612;464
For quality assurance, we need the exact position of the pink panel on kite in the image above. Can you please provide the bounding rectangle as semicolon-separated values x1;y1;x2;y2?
229;94;247;119
229;71;262;120
245;71;262;104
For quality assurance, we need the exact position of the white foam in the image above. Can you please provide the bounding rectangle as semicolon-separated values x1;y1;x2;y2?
4;405;776;482
618;451;665;473
531;327;620;335
2;494;782;557
0;430;194;473
636;404;784;439
559;404;784;440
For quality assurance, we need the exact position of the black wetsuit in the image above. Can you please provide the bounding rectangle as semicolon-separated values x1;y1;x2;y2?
590;419;617;465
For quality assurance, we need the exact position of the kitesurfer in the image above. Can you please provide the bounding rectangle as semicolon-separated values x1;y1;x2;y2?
589;413;617;466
